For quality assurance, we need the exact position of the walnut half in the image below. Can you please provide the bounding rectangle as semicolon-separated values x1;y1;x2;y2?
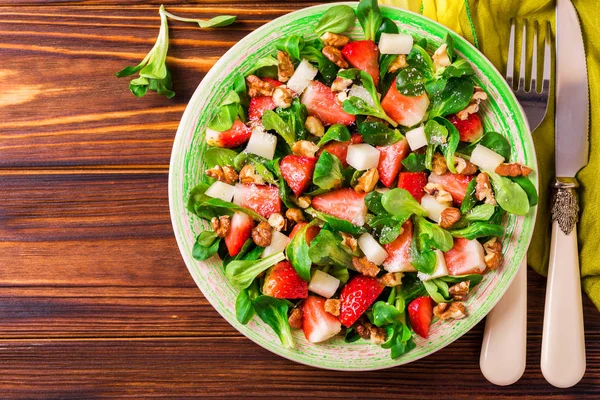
483;237;503;270
475;172;497;205
495;163;533;177
324;299;341;316
246;75;275;97
354;168;379;193
322;46;349;68
288;307;303;329
277;51;294;83
320;32;350;48
352;256;380;277
252;221;272;247
448;281;470;301
379;272;404;287
439;207;461;229
434;302;467;321
211;215;231;238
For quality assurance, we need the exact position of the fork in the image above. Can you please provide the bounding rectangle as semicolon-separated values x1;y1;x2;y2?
479;19;551;386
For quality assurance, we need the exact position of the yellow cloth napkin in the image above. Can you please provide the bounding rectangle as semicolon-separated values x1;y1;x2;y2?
380;0;600;311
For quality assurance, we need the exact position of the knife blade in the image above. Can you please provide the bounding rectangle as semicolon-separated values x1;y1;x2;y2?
555;0;589;177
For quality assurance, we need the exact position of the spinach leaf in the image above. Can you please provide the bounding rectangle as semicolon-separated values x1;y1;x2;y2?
358;120;404;146
235;286;256;324
208;103;238;132
204;147;238;168
192;231;221;261
440;273;484;287
344;327;361;343
435;117;460;173
414;216;453;252
487;171;530;215
509;176;538;206
253;295;295;349
397;273;427;303
300;44;340;86
443;59;475;78
188;183;212;213
314;5;356;36
271;159;296;209
308;208;366;234
262;110;295;146
409;236;437;275
450;222;504;239
424;119;448;169
462;132;511;160
379;224;405;245
327;264;350;284
406;45;434;79
372;301;402;327
225;252;286;289
313;151;344;190
423;279;451;303
396;66;429;96
199;198;265;222
444;33;455;61
317;124;351;147
274;34;304;60
465;204;496;222
246;55;279;76
356;0;383;41
377;17;400;82
233;152;277;184
308;229;353;267
278;99;309;141
382;322;416;359
162;8;236;28
286;221;318;281
402;153;427;172
429;78;474;118
381;188;428;220
376;16;399;42
364;191;388;215
460;178;478;214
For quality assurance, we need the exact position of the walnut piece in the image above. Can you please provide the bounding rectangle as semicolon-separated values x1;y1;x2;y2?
495;163;533;177
424;183;453;207
455;157;478;175
388;54;408;73
355;319;387;344
211;215;231;238
292;140;319;158
331;76;353;92
277;51;294;83
432;43;451;69
483;237;503;270
205;166;225;182
475;172;497;205
380;272;404;287
432;153;448;176
295;195;312;209
352;256;381;277
288;307;303;329
246;75;275;97
305;116;325;137
370;326;387;345
324;299;341;316
341;232;358;253
439;207;461;229
434;302;467;321
354;168;379;193
286;208;305;223
448;281;470;301
322;46;349;68
267;213;286;231
320;32;350;48
252;221;272;247
272;86;293;109
456;86;488;120
206;165;239;185
239;164;265;185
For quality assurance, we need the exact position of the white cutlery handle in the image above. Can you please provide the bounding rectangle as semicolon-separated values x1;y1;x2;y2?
541;220;586;388
480;257;527;385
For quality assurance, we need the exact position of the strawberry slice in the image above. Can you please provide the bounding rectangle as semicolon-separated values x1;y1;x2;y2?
428;173;474;205
263;260;308;299
319;134;363;166
341;40;380;86
262;78;284;87
279;155;317;196
301;80;356;126
206;119;252;148
233;183;282;218
444;238;487;275
311;188;367;226
302;295;342;343
224;211;253;257
339;275;384;327
377;138;410;187
408;296;433;338
382;220;416;273
249;96;277;121
447;113;484;143
289;222;321;245
398;172;428;202
381;83;430;127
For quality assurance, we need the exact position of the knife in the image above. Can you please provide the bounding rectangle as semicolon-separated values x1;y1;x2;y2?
541;0;588;388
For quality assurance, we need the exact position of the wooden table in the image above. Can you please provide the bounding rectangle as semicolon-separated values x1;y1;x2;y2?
1;2;598;398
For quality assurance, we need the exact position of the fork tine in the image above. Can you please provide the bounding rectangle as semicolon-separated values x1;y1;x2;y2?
506;19;516;88
530;21;538;93
517;21;527;91
542;21;551;95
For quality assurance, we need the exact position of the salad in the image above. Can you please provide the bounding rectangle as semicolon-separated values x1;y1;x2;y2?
187;0;537;359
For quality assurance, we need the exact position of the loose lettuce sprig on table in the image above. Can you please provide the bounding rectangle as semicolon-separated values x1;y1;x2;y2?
116;5;236;98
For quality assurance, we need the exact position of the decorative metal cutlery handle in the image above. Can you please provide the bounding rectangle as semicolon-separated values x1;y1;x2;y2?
551;177;580;235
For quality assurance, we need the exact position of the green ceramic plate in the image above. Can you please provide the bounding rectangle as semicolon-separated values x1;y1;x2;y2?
169;2;538;370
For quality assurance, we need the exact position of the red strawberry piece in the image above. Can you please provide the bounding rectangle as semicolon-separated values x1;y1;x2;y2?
377;138;410;187
408;296;433;338
224;211;253;257
302;295;342;343
350;133;363;144
249;96;277;121
262;77;284;87
428;173;474;205
398;172;428;202
206;119;252;148
301;80;356;126
289;222;321;245
263;260;308;299
232;183;282;218
382;220;416;272
381;83;430;127
279;155;317;196
341;40;380;86
447;113;484;143
444;237;486;276
339;275;384;328
311;188;368;226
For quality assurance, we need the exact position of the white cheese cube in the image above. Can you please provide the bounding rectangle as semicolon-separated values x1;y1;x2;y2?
308;270;340;298
378;33;414;55
417;250;449;281
470;144;505;171
245;127;277;160
287;59;318;94
421;193;449;223
406;125;428;150
205;181;235;203
346;143;381;171
358;233;388;265
347;85;376;107
262;231;290;258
